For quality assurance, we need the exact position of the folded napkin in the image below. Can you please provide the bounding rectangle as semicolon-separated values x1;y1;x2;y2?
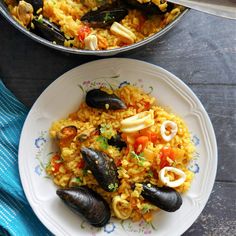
0;80;52;236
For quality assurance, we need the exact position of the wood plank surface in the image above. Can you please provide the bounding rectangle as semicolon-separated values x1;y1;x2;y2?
0;7;235;236
183;182;236;236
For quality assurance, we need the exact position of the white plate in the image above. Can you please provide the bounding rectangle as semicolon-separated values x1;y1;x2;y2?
19;58;217;236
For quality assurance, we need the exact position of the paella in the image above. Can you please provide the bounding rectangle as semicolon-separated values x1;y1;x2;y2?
4;0;184;50
46;84;195;226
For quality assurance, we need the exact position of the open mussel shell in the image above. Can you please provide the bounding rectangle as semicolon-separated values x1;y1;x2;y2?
32;17;65;45
124;0;173;15
81;147;119;192
57;186;111;227
81;4;128;28
86;89;126;110
141;183;182;212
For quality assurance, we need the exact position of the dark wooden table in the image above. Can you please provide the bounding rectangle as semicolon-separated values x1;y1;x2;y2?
0;9;235;236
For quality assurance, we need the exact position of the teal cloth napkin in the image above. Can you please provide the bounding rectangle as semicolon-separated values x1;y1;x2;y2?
0;80;52;236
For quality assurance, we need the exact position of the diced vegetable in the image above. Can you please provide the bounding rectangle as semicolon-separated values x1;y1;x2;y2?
140;129;158;144
160;146;175;169
134;136;149;154
77;25;91;42
51;154;62;173
77;160;85;169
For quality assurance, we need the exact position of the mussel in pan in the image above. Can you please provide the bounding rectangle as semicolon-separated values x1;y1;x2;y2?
81;147;119;192
124;0;174;14
85;89;126;110
13;1;34;26
141;183;182;212
57;186;110;227
81;4;128;28
32;17;65;45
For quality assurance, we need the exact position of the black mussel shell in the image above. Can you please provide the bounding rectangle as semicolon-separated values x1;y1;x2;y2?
32;17;65;45
85;89;126;110
25;0;43;13
108;134;127;150
124;0;173;15
141;183;182;212
81;4;128;28
81;147;119;192
57;186;110;227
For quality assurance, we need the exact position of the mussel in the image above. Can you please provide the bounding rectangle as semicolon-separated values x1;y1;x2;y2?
141;183;182;212
32;17;65;45
81;147;119;192
81;4;128;28
57;126;78;139
85;89;126;110
124;0;174;15
108;134;127;150
57;186;110;227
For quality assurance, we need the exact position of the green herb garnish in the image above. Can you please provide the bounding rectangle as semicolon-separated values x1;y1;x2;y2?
131;151;146;166
108;183;118;192
147;170;154;177
104;12;114;22
72;177;83;185
96;135;108;150
141;204;151;214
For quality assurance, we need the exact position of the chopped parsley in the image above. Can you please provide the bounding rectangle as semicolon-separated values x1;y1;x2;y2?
96;136;108;150
72;177;83;184
141;204;151;214
46;162;51;170
131;151;146;166
104;12;114;22
147;170;154;177
108;183;118;192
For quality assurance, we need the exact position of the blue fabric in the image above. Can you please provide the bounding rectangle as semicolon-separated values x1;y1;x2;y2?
0;80;52;236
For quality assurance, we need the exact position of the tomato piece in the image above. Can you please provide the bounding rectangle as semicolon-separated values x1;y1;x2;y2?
143;101;150;110
160;159;169;169
161;146;175;160
77;160;85;169
140;129;151;139
150;132;158;143
140;129;158;144
51;154;62;173
134;136;149;154
125;146;130;155
115;159;122;167
136;136;149;144
159;147;175;169
77;25;91;42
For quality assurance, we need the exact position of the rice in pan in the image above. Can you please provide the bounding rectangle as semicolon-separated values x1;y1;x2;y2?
4;0;184;50
46;85;195;223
